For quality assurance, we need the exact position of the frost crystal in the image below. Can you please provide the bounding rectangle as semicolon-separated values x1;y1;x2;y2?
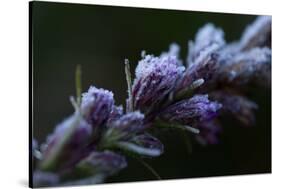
81;86;114;126
219;47;271;86
109;111;145;133
188;23;225;65
132;54;185;112
239;16;271;51
160;95;222;126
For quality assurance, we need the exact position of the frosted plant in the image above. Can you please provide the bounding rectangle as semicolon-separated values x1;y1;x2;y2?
32;16;271;187
131;54;185;113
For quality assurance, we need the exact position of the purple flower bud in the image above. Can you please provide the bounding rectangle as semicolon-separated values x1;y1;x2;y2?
41;115;92;170
239;16;271;51
107;105;124;125
218;47;271;86
109;111;145;134
117;133;164;157
160;95;222;126
81;151;127;175
211;90;258;126
45;116;92;151
102;112;145;146
81;86;114;126
132;54;185;112
33;171;59;187
187;23;225;65
195;120;222;145
177;52;219;92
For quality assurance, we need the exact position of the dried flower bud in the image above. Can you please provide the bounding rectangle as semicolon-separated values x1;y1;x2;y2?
109;111;145;133
132;54;185;112
102;111;145;148
81;86;114;126
211;91;258;126
218;47;271;86
195;120;222;145
107;105;124;124
177;52;219;93
160;95;222;126
239;16;271;51
116;133;164;157
80;151;127;176
188;23;225;65
41;115;92;170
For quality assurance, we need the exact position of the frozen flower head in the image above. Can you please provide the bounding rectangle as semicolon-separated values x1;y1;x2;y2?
102;111;162;157
177;52;219;93
211;91;258;126
109;111;145;134
160;95;222;126
107;105;124;125
80;151;127;176
132;54;185;112
41;114;92;171
81;86;114;126
176;24;224;93
239;16;271;51
102;111;145;144
188;23;225;65
218;47;271;86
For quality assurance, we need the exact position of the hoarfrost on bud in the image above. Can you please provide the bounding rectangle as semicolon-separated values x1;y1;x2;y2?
218;47;271;86
109;111;145;133
188;23;225;65
239;16;271;51
41;115;92;170
177;52;219;92
102;111;145;147
160;95;222;126
107;105;124;124
132;54;185;112
81;86;114;126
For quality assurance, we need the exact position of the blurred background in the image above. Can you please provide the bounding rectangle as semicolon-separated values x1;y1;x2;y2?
32;1;271;183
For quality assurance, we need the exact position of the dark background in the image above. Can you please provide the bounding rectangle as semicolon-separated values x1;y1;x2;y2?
31;1;271;183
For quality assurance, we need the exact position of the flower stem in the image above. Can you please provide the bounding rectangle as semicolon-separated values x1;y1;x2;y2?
155;119;200;134
75;64;82;106
125;59;133;112
40;113;81;171
175;78;204;101
134;156;161;180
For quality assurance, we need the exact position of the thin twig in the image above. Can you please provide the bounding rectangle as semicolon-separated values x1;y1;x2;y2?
75;64;82;106
125;59;133;112
135;157;161;180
